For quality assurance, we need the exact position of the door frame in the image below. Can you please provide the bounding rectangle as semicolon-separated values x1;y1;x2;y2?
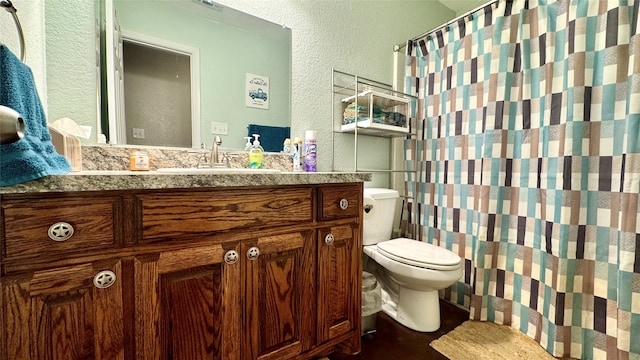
120;29;201;148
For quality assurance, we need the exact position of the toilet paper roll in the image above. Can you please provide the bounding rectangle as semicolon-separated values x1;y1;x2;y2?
363;196;376;219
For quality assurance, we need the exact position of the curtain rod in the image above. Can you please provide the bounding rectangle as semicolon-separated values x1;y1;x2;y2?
393;0;499;52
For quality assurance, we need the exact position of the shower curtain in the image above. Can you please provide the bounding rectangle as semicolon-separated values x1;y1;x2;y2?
404;0;640;358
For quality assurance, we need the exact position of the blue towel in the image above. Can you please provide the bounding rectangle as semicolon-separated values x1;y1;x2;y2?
247;124;290;152
0;45;71;187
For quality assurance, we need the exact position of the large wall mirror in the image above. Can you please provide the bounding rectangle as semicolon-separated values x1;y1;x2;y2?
100;0;292;151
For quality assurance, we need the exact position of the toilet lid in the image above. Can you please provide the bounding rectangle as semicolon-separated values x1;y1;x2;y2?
376;238;462;271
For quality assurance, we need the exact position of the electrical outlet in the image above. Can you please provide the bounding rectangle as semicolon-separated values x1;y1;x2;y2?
211;122;228;135
132;128;145;139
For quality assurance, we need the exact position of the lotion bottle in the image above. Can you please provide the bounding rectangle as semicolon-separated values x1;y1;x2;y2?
248;134;264;169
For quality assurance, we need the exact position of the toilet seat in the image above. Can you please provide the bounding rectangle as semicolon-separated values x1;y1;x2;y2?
376;238;461;271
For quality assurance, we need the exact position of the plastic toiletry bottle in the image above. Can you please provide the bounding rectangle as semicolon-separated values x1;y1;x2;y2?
130;151;150;171
243;137;253;151
248;134;264;169
304;130;317;172
283;138;291;154
292;137;303;172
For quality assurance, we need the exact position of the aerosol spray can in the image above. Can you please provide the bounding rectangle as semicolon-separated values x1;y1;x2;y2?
304;130;317;172
292;137;303;172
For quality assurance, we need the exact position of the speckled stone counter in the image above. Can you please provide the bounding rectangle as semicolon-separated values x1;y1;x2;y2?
0;171;372;194
81;145;295;171
0;145;371;194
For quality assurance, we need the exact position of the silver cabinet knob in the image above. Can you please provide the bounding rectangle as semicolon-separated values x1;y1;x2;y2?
246;246;260;260
339;198;349;210
325;233;335;245
48;222;74;241
224;250;239;265
93;270;116;289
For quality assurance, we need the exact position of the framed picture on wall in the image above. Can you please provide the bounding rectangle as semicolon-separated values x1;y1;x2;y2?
246;73;270;109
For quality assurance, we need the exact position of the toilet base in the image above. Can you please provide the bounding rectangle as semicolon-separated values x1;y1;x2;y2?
380;287;441;332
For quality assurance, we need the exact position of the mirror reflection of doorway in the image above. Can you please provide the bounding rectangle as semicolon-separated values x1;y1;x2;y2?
121;38;199;147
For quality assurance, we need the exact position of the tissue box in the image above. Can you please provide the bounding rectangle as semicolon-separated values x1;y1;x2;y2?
49;126;82;172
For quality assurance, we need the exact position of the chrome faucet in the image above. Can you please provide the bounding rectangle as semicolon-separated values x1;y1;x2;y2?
210;135;226;168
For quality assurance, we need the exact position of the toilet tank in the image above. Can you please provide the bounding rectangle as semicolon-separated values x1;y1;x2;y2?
363;188;399;246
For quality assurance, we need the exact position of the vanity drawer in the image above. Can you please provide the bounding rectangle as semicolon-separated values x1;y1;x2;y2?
2;197;119;259
139;187;313;240
318;184;361;221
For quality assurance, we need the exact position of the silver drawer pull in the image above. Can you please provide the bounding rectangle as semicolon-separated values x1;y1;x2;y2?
325;233;335;245
339;198;349;210
93;270;116;289
48;222;74;242
224;250;239;265
247;247;260;260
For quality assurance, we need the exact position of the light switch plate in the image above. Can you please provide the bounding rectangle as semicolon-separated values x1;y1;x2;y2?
132;128;145;139
211;122;228;135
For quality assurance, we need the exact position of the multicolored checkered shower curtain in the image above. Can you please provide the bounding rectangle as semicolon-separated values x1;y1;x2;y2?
404;0;640;358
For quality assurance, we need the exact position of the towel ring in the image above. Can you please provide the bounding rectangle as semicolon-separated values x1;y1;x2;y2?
1;0;25;62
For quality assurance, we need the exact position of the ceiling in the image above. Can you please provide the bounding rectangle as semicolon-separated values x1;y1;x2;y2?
438;0;488;15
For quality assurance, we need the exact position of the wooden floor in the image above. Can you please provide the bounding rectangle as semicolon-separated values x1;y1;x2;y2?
331;300;470;360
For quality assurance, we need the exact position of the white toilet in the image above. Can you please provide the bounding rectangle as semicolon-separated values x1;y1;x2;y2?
362;188;463;332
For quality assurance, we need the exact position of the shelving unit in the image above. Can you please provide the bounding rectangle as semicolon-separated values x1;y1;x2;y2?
332;69;418;239
340;89;411;136
332;69;416;175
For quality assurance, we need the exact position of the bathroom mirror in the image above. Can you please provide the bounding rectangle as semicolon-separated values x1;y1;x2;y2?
100;0;291;150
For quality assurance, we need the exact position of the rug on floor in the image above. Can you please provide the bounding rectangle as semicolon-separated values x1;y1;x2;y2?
430;320;556;359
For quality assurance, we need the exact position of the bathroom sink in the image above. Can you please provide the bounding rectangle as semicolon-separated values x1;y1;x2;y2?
155;167;281;174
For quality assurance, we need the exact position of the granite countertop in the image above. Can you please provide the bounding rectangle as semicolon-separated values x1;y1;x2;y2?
0;171;372;194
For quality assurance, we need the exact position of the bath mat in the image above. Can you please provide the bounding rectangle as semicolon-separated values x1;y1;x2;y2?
430;320;558;359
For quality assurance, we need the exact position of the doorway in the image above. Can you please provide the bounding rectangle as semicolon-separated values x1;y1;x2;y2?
120;33;200;148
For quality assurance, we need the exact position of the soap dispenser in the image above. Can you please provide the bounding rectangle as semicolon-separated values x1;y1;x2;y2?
248;134;264;169
243;136;252;151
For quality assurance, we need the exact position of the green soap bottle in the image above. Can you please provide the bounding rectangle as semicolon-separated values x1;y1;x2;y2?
248;134;264;169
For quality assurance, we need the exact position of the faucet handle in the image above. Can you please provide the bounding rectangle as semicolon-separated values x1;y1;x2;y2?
221;152;231;166
195;152;210;168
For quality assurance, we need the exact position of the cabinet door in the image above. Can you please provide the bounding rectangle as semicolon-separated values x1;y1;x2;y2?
133;243;241;360
243;231;315;360
1;261;124;360
317;223;361;344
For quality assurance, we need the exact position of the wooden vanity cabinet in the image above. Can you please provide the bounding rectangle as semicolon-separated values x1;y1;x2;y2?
130;241;241;360
1;183;363;360
0;195;126;360
242;231;315;360
2;259;125;360
316;186;362;353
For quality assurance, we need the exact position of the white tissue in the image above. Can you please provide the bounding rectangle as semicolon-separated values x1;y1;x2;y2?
50;117;92;139
363;196;377;220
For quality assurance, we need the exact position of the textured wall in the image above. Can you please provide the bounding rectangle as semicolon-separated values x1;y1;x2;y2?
0;0;46;106
44;0;97;138
216;0;454;183
15;0;455;181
